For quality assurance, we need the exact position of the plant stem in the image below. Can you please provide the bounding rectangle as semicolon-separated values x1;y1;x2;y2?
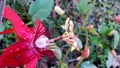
85;31;88;47
75;57;84;68
77;0;96;35
75;0;96;67
58;60;62;68
84;0;96;47
58;51;72;68
62;46;72;61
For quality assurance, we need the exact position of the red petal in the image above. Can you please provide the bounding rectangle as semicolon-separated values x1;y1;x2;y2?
3;6;33;41
35;18;46;37
0;28;14;34
45;31;52;38
26;54;42;68
39;49;55;58
0;41;38;67
35;47;55;58
42;50;55;58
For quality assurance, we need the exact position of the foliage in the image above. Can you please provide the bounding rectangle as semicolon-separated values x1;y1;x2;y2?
81;61;97;68
76;0;91;14
28;0;54;21
0;0;120;68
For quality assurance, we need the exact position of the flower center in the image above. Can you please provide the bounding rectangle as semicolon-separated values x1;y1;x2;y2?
35;35;49;48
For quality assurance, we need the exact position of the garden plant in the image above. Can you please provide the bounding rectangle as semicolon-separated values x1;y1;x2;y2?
0;0;120;68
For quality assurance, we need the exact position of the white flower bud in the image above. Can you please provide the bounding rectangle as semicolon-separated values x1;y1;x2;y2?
54;6;65;15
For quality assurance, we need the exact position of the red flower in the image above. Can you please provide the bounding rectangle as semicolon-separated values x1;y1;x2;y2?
0;6;55;68
114;16;120;24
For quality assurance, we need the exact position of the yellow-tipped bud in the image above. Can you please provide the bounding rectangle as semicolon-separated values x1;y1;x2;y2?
69;20;74;32
65;18;70;31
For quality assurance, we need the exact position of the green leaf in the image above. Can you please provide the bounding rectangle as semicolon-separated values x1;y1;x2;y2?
28;0;54;21
98;23;112;36
49;44;62;60
90;36;103;47
76;0;91;14
106;52;115;68
90;36;103;48
81;61;97;68
77;38;83;49
113;30;119;49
